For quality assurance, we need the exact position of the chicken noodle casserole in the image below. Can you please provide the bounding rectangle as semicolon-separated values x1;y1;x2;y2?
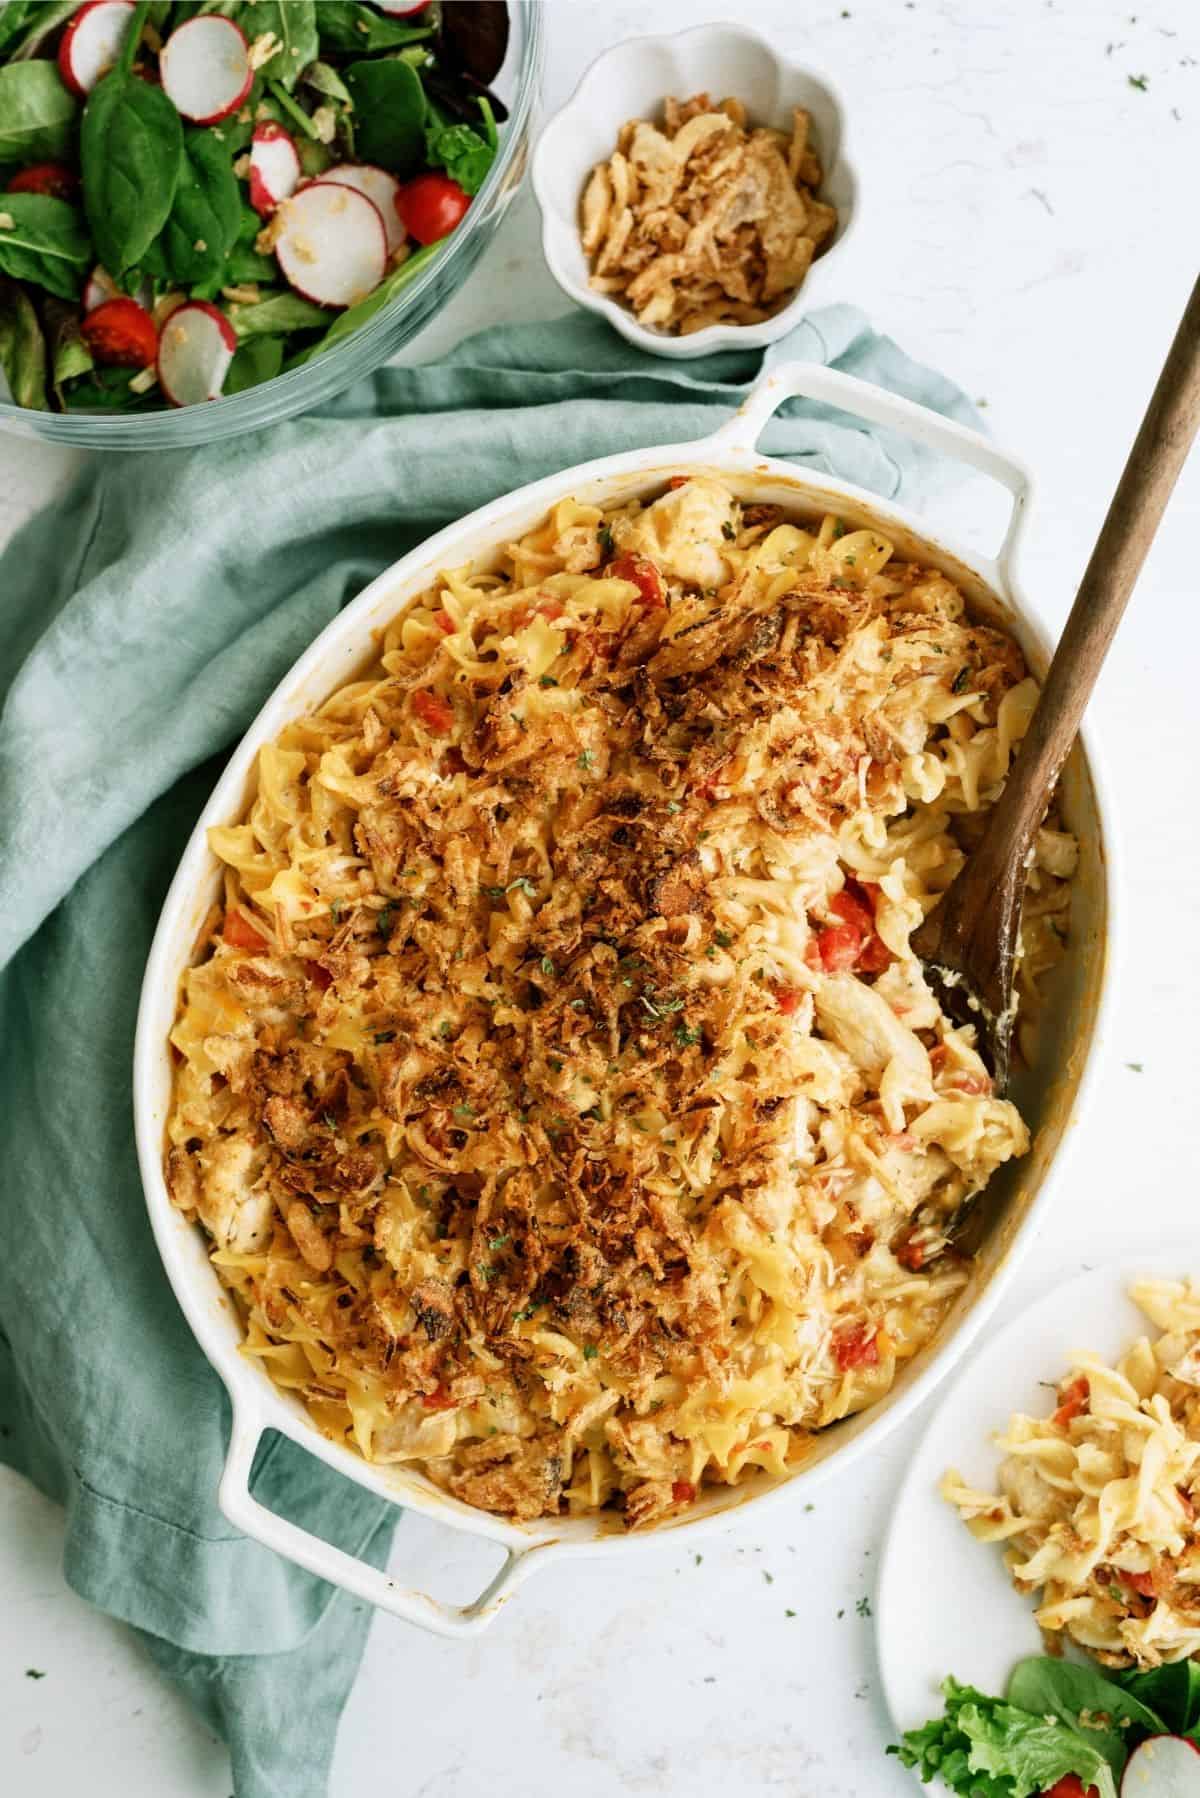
943;1281;1200;1668
166;477;1073;1527
580;94;837;335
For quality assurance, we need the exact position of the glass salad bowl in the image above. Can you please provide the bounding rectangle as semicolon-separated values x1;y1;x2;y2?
0;1;543;452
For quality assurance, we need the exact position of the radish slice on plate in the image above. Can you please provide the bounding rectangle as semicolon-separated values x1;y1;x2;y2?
322;163;405;255
249;123;300;217
159;15;252;125
1122;1738;1200;1795
58;0;137;99
157;301;237;407
375;1;431;13
273;182;387;309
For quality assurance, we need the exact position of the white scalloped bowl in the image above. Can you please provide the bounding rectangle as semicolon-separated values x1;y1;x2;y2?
531;23;858;360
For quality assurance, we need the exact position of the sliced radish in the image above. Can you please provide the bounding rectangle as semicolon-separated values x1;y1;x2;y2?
1122;1737;1200;1796
273;181;387;309
322;163;406;256
375;1;431;13
157;300;237;407
159;15;252;126
84;264;153;313
248;122;301;218
58;0;137;99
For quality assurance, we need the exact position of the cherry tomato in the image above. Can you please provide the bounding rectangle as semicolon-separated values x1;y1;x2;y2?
395;172;470;244
412;688;454;734
608;553;665;608
7;161;78;200
80;296;157;368
672;1479;696;1504
223;910;269;953
1042;1777;1100;1798
833;1324;879;1371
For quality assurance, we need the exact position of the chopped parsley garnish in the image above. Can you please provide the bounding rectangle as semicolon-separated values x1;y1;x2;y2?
377;903;395;937
856;1594;872;1618
577;749;595;771
373;1030;396;1044
539;674;558;688
489;1234;510;1250
330;899;344;922
1128;71;1149;89
25;1668;46;1680
452;1104;475;1122
721;521;736;540
598;524;615;557
540;956;555;977
437;1021;454;1040
548;1057;563;1073
323;1112;338;1130
582;1344;598;1360
507;875;537;897
675;1022;702;1047
715;928;733;948
951;665;972;694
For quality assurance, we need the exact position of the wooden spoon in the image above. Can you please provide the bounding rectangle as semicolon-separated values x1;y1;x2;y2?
913;274;1200;1092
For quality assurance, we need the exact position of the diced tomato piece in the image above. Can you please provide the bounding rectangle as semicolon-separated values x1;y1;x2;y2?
830;887;875;936
433;610;456;634
420;1386;457;1411
834;1324;880;1371
7;161;78;199
1042;1778;1100;1798
813;920;864;972
223;910;268;953
1051;1377;1089;1429
608;553;665;609
928;1044;949;1069
774;985;803;1015
1119;1569;1157;1597
667;476;690;490
412;688;454;734
894;1232;926;1272
535;597;565;620
672;1479;696;1504
856;933;893;973
80;295;157;368
308;962;333;991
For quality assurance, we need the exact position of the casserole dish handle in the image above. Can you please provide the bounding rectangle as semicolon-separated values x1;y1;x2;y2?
709;361;1031;578
219;1404;549;1639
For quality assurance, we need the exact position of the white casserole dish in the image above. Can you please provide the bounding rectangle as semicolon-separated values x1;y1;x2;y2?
133;363;1115;1638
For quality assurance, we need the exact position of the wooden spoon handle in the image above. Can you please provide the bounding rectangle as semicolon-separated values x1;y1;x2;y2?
966;273;1200;891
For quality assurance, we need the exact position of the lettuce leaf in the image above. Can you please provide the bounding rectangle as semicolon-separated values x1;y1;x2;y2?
889;1677;1118;1798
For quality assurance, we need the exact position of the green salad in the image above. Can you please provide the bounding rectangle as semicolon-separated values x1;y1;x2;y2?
890;1656;1200;1798
0;0;509;411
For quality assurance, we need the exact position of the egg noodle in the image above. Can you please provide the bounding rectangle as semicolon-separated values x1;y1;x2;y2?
166;476;1073;1527
943;1281;1200;1668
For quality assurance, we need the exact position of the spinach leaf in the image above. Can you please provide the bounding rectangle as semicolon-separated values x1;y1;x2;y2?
343;58;427;173
161;126;240;286
303;61;352;107
63;364;159;412
82;67;183;276
0;63;78;163
425;100;497;196
0;195;91;300
316;3;433;55
228;291;328;338
0;278;47;410
1007;1658;1164;1778
1116;1661;1200;1738
7;0;82;61
224;245;277;284
243;0;318;90
888;1677;1118;1798
265;79;320;141
41;296;94;406
0;2;38;58
223;333;283;394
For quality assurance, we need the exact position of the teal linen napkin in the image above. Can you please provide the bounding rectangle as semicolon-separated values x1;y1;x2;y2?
0;306;980;1798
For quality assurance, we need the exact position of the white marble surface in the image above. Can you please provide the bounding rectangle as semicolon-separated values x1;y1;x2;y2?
3;1;1199;1793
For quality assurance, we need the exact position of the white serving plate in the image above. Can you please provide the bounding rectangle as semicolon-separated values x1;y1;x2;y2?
877;1250;1199;1779
133;361;1114;1637
532;23;859;359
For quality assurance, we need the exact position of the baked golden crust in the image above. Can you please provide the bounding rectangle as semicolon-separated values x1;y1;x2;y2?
166;479;1073;1525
